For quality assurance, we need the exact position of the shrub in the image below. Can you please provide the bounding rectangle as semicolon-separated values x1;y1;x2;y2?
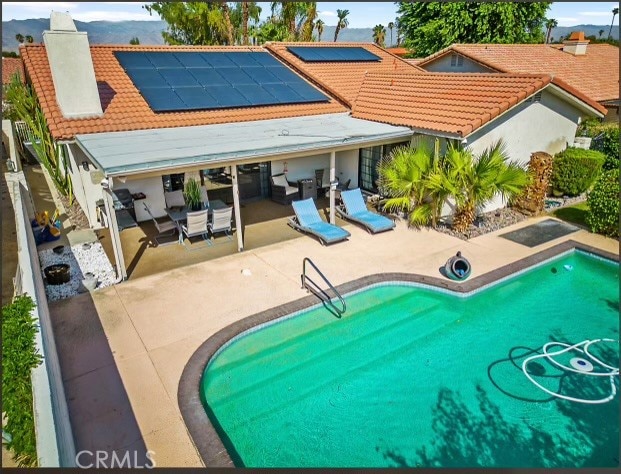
586;169;620;237
591;126;620;171
1;295;42;467
550;147;605;197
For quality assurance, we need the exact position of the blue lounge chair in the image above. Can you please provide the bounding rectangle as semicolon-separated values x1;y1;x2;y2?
336;188;395;234
289;198;350;245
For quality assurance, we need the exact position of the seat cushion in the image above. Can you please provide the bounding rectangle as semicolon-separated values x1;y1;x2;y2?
165;190;185;208
271;174;288;187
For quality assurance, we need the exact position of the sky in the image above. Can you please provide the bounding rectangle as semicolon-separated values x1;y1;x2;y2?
2;2;619;28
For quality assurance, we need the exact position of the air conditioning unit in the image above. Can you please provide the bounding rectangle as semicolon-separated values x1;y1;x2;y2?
572;137;592;149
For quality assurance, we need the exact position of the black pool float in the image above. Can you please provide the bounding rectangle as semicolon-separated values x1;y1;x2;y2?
444;251;471;281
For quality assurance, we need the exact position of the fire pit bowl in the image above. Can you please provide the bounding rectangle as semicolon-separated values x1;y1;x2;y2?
44;264;71;285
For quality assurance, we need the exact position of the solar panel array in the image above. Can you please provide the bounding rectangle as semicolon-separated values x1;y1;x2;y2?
286;46;381;62
114;51;330;112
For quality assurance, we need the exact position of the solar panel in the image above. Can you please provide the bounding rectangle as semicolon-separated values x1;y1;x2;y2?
114;51;330;112
286;46;381;62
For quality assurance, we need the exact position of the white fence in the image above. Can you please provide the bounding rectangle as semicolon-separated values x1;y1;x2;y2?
6;171;76;467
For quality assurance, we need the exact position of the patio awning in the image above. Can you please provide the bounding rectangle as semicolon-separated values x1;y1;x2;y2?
74;113;412;176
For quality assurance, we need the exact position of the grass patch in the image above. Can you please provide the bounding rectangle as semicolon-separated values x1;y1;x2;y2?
551;201;589;228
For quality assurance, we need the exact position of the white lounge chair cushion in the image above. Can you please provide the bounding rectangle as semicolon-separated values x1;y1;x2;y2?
272;175;298;195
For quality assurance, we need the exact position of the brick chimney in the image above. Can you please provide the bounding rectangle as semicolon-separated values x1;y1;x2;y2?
562;31;589;56
43;12;103;119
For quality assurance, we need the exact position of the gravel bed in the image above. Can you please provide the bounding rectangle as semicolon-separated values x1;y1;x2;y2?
434;194;588;241
38;242;116;301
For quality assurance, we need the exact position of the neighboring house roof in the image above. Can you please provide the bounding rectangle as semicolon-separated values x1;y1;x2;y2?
20;44;347;141
351;72;606;138
2;57;25;85
264;42;424;107
416;43;619;103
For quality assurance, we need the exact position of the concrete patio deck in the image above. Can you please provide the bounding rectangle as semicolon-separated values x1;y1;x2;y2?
48;214;618;467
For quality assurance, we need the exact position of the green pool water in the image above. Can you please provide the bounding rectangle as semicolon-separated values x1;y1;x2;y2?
201;250;620;468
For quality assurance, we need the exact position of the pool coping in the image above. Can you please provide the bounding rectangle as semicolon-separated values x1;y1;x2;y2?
177;239;619;467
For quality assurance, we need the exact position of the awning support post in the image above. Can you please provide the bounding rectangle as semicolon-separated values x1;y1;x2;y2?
329;150;336;224
102;177;127;280
231;165;244;252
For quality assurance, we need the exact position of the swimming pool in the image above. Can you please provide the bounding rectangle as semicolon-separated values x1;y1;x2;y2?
198;249;619;468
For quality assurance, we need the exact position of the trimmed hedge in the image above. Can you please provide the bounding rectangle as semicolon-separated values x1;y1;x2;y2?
586;169;620;237
2;295;42;467
550;147;605;197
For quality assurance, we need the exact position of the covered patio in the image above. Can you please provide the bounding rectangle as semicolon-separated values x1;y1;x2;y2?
75;113;412;280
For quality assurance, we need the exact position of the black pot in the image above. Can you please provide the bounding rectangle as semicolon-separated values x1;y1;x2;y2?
44;264;71;285
53;245;65;254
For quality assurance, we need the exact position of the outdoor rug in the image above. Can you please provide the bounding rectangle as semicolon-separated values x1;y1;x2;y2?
499;218;580;247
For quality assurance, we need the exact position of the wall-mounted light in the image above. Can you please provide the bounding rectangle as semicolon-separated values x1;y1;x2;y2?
117;176;127;183
82;161;90;171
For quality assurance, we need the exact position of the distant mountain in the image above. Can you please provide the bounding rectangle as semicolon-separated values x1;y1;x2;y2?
2;19;376;52
549;24;619;42
2;19;617;53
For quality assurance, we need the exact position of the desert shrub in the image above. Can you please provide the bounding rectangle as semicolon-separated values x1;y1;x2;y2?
2;295;42;467
586;169;620;237
550;147;605;196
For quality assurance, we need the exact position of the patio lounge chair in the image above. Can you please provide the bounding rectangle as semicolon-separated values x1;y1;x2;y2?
336;188;395;234
288;198;350;245
207;206;233;245
143;202;178;246
181;209;209;250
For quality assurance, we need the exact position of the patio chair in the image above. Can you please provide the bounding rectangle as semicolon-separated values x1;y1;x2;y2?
270;173;299;205
288;198;350;245
336;188;395;234
207;206;233;245
181;209;209;250
164;189;185;209
143;202;178;246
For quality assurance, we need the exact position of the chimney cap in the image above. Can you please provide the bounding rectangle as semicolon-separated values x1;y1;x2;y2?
565;31;589;43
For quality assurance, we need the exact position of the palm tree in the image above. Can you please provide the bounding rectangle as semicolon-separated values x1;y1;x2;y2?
219;1;235;45
599;29;605;38
333;9;349;42
443;141;531;232
15;33;24;44
377;144;448;228
608;7;618;39
372;24;386;47
544;18;557;44
395;18;402;46
315;18;324;41
129;37;140;45
242;2;249;45
298;2;317;42
387;21;394;47
25;35;34;43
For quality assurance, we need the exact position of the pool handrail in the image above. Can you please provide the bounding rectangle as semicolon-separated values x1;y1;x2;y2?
301;257;346;317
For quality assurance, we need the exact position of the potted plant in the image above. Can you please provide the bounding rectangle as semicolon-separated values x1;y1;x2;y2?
184;177;202;211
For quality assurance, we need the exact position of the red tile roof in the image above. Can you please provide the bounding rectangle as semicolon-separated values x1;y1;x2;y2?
416;43;619;102
351;72;606;138
264;42;424;107
20;44;347;140
2;57;25;85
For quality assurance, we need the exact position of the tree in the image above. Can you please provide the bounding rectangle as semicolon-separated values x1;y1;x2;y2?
609;7;618;39
397;2;551;57
395;18;402;46
129;37;140;45
544;18;557;44
25;35;33;44
333;9;349;42
442;141;530;232
373;24;386;47
242;2;249;45
144;2;231;45
15;33;24;44
387;21;395;46
599;29;605;38
315;18;325;42
377;144;448;228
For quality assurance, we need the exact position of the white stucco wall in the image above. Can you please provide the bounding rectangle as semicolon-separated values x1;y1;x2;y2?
423;54;496;73
66;143;103;227
336;149;359;187
465;88;583;212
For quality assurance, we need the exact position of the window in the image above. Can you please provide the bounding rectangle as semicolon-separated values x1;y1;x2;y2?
162;173;185;192
450;54;464;67
358;141;410;193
